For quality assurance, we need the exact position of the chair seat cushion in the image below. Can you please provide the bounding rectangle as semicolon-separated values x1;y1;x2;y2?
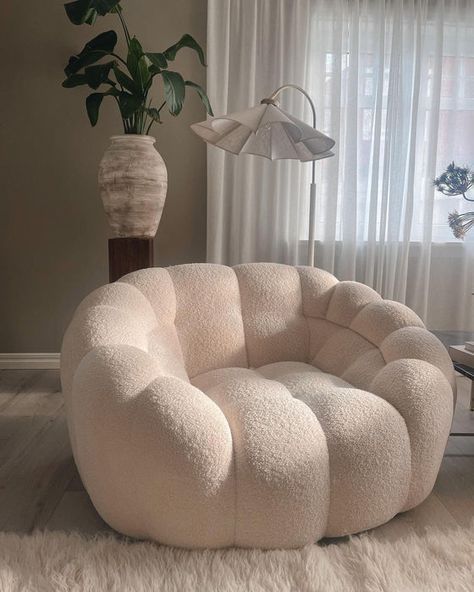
192;361;411;542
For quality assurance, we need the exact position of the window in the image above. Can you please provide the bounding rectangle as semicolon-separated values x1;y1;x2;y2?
308;10;474;244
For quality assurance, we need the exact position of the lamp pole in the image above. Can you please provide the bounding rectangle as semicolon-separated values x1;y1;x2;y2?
263;84;318;266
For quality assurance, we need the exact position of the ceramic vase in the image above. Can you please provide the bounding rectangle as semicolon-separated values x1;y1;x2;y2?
98;134;168;238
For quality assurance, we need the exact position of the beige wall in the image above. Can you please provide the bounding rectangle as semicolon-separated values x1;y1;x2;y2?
0;0;208;352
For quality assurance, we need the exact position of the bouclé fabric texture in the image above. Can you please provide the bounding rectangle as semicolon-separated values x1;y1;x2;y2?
61;263;455;549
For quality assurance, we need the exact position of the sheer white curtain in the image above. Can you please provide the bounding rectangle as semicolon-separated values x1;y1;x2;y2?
206;0;474;331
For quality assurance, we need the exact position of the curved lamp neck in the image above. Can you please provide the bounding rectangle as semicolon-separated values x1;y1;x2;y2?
262;84;317;186
262;84;317;130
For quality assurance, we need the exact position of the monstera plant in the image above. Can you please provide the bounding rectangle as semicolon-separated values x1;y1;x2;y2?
62;0;213;240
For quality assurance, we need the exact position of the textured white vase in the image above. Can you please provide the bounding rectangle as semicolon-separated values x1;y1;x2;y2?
98;134;168;238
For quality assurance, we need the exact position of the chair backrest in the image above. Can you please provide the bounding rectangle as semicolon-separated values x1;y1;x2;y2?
62;262;454;393
122;263;312;378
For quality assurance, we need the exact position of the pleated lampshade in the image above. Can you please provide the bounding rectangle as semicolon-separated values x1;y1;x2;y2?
191;102;335;162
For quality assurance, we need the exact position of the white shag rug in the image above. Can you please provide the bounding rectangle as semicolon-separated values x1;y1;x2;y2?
0;522;473;592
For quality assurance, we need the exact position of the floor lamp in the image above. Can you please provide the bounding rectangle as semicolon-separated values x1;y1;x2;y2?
191;84;336;266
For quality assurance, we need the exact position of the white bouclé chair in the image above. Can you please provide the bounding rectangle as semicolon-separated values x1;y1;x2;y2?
61;263;455;549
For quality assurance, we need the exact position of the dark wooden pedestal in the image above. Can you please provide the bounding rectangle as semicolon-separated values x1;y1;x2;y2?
108;238;154;282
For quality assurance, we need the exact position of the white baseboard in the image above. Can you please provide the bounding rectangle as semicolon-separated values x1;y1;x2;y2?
0;353;60;370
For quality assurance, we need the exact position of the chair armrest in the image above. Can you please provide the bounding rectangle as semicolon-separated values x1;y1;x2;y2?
371;358;453;509
68;344;234;547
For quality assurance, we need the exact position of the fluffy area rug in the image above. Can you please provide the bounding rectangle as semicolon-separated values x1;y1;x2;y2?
0;522;473;592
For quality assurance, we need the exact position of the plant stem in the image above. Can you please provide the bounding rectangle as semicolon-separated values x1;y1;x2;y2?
114;96;127;133
146;102;164;134
145;101;166;134
145;118;154;135
111;53;128;68
115;7;132;46
143;98;152;134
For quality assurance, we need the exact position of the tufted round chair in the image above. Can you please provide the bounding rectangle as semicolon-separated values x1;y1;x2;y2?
61;263;455;549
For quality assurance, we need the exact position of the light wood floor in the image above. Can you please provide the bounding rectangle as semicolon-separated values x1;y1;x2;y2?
0;369;472;536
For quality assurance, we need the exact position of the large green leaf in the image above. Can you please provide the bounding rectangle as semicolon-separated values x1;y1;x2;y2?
163;34;206;66
161;70;185;116
86;92;104;126
64;0;95;25
62;73;88;88
127;37;150;92
65;50;109;77
113;64;137;94
64;31;117;76
82;30;117;53
64;0;120;25
185;80;213;115
126;37;142;77
85;88;118;126
84;61;115;89
94;0;121;15
118;93;143;118
146;53;168;70
148;65;161;77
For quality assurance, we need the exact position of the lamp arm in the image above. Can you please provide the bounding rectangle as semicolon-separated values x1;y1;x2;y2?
264;84;317;266
268;84;316;129
266;84;317;182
